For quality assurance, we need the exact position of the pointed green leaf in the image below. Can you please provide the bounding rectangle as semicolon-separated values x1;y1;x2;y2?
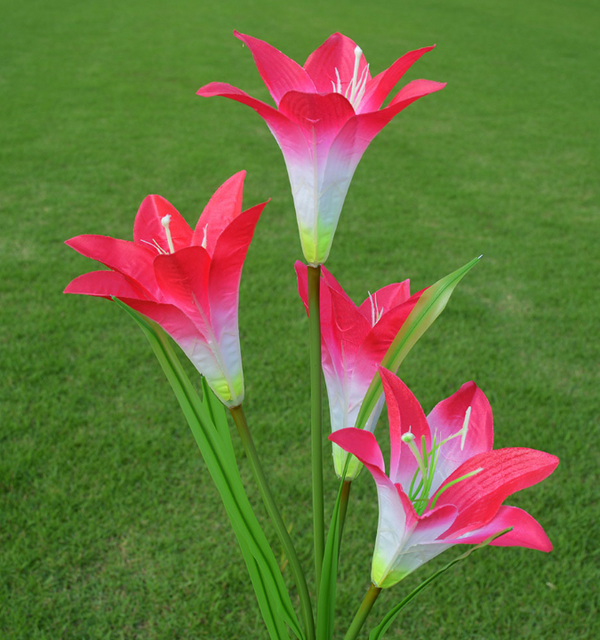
316;479;345;640
355;256;481;432
114;300;303;640
368;528;512;640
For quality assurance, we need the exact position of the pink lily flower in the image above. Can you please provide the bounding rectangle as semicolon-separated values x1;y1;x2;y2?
198;32;445;265
330;368;559;588
64;171;266;408
296;263;424;478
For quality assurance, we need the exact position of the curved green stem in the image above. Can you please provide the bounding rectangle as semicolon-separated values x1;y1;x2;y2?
343;583;382;640
230;405;315;640
307;264;324;591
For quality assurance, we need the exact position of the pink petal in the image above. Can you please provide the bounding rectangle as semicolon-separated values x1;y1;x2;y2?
328;286;371;354
354;290;424;373
208;202;266;339
64;270;148;300
303;33;370;95
197;82;308;164
405;497;457;547
153;246;212;332
357;280;411;321
320;264;350;298
329;427;386;482
193;171;247;254
360;46;436;112
133;195;192;253
278;91;355;151
427;381;494;494
65;235;160;299
327;79;446;168
389;78;447;109
435;448;559;538
379;368;431;486
234;30;316;105
447;505;553;552
121;298;201;345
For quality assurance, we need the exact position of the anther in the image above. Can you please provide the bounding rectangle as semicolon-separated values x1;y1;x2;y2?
161;214;175;254
460;406;472;451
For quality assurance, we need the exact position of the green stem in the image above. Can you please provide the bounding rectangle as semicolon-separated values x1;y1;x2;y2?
338;480;352;543
343;583;382;640
230;405;315;640
307;264;324;592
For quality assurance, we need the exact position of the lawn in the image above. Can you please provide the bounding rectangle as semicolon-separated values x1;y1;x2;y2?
1;0;598;638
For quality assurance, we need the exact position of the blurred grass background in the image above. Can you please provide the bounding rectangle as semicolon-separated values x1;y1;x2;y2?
1;0;598;637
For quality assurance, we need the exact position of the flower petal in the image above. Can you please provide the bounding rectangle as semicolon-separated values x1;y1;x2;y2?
357;280;411;322
209;201;266;341
133;195;192;253
278;91;355;150
329;427;386;477
326;79;446;173
193;171;246;254
427;381;494;495
303;32;370;95
360;46;436;113
354;290;424;377
153;245;212;332
447;505;553;552
64;270;149;300
435;448;559;538
379;368;430;487
124;298;242;406
376;497;457;589
196;82;308;163
122;299;200;344
65;235;160;299
234;30;316;105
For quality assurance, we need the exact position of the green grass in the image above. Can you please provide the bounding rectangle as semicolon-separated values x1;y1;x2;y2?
1;0;598;637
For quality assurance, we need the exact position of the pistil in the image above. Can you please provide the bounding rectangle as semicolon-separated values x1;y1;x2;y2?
401;431;428;480
161;214;175;254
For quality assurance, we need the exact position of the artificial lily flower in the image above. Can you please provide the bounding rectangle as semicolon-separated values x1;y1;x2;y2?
198;32;445;265
330;367;559;588
296;263;424;478
64;171;266;407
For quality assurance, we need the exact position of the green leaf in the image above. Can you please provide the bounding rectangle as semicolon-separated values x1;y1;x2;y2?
317;456;354;640
368;528;512;640
355;256;481;432
114;300;303;640
316;479;345;640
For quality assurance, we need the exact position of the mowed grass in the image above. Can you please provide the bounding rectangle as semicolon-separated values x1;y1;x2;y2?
1;0;598;638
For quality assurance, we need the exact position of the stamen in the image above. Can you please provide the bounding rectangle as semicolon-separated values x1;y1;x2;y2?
460;406;472;451
335;67;342;94
367;291;384;326
437;405;473;450
140;238;168;255
201;224;208;249
348;45;363;106
161;214;175;254
354;63;370;108
368;290;375;327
